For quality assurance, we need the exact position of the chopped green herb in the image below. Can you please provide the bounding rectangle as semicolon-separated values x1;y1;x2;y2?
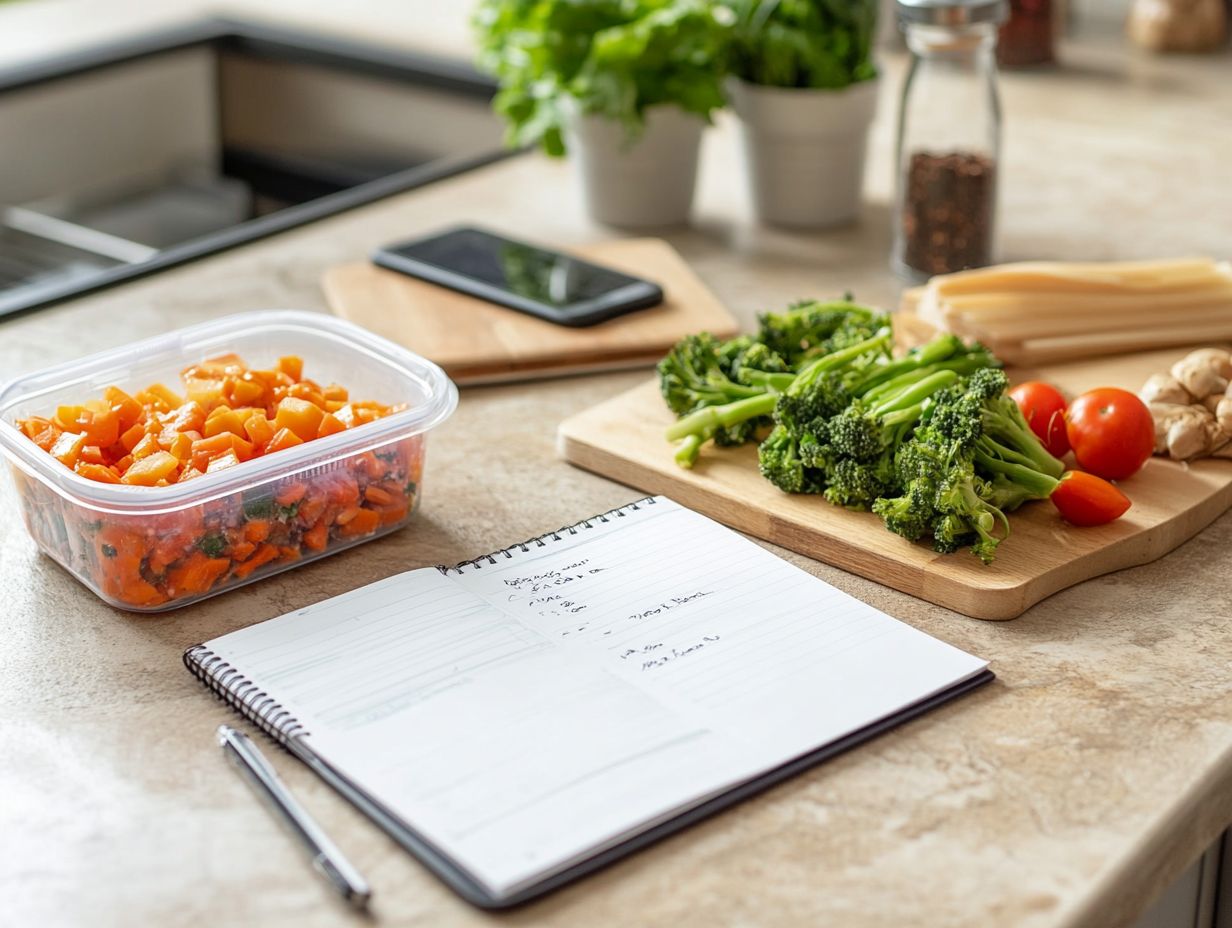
277;502;300;521
243;497;275;520
405;480;417;497
101;543;117;558
199;534;227;558
375;449;400;464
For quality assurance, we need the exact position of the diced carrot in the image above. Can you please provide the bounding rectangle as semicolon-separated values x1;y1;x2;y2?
206;450;241;473
265;427;303;453
287;383;325;406
340;508;380;537
233;382;265;408
364;485;394;506
31;424;62;451
74;462;121;483
317;413;346;438
121;451;180;486
183;376;225;407
168;401;206;434
105;387;143;430
166;550;230;596
19;416;53;440
81;409;119;448
131;433;161;460
230;541;257;562
273;397;323;442
204;408;246;439
233;543;279;578
168;433;193;462
379;503;409;526
55;404;86;431
277;355;303;381
20;355;402;512
146;383;183;408
191;432;253;462
298;494;327;526
119;577;168;607
244;519;271;543
244;412;274;448
303;519;329;551
50;431;87;467
329;474;360;507
275;482;307;506
120;422;146;452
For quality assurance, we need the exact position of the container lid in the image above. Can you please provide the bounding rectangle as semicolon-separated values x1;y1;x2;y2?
896;0;1008;26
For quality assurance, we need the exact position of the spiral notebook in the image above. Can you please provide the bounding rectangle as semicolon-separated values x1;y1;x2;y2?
184;497;992;908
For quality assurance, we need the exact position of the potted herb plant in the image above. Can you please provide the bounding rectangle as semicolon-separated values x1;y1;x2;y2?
473;0;733;228
725;0;879;228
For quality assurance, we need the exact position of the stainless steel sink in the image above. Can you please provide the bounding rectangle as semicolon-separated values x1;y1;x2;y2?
0;19;509;319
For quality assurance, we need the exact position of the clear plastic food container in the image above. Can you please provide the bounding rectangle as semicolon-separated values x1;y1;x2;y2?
0;310;457;612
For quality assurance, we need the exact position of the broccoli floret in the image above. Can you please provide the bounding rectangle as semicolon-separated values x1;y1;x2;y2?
758;425;824;494
666;325;893;453
658;333;765;417
723;340;791;386
756;300;890;366
872;481;936;541
824;457;897;509
874;366;1064;564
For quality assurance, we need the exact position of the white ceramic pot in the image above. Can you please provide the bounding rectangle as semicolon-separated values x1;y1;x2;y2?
727;77;879;229
563;103;705;229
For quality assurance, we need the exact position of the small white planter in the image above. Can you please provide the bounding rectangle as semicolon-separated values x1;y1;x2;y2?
727;77;879;229
563;103;705;229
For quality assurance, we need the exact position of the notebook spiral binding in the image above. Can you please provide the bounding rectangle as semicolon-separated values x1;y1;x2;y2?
183;644;310;744
438;496;658;575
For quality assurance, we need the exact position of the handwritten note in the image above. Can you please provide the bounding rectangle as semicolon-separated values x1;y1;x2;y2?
204;497;987;899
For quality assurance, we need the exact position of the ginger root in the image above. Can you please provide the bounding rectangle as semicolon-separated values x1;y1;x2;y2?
1142;347;1232;461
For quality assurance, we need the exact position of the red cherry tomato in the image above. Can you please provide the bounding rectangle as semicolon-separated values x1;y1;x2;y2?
1065;388;1155;481
1050;470;1131;526
1009;381;1070;458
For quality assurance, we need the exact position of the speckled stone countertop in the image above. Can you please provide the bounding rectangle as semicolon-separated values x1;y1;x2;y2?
2;6;1232;927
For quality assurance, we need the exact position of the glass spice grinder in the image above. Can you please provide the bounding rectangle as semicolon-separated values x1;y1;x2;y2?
892;0;1008;282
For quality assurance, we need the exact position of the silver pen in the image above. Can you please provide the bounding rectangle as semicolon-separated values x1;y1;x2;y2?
217;725;372;909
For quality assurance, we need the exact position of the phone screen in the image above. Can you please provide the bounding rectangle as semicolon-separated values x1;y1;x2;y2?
382;228;649;310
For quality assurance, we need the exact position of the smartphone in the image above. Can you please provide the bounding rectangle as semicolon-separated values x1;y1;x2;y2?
372;226;664;327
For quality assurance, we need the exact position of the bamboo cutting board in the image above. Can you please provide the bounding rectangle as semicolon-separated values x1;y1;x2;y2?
558;346;1232;620
323;239;739;385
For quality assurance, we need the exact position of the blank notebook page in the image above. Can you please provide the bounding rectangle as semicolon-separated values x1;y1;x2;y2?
203;497;987;898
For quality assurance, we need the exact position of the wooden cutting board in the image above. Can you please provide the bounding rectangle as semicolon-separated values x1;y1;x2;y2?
558;346;1232;620
322;238;739;385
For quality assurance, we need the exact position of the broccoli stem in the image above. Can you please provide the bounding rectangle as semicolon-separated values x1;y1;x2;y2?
666;327;893;443
860;356;994;404
868;369;959;418
674;433;706;469
740;370;796;391
980;409;1066;478
973;450;1061;499
665;392;777;441
788;327;893;394
852;334;962;394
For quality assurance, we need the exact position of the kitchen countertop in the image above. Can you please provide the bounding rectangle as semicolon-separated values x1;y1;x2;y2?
3;5;1232;928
